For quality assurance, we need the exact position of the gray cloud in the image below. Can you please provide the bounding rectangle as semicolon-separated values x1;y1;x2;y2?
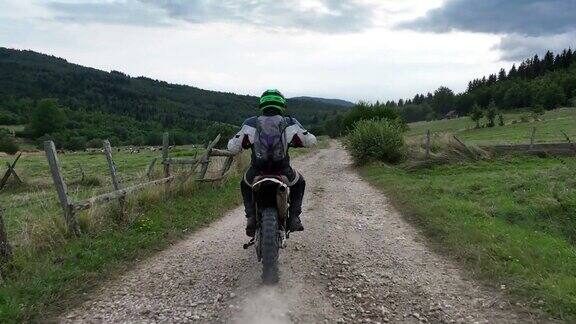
400;0;576;36
45;0;374;33
496;32;576;61
46;1;169;26
399;0;576;61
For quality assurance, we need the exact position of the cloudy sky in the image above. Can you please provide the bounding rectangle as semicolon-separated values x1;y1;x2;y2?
0;0;575;102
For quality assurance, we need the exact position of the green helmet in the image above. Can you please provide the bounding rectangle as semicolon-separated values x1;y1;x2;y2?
259;89;287;115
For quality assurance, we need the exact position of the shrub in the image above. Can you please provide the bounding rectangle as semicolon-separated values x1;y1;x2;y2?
342;102;406;134
0;129;19;154
65;136;87;151
345;119;405;165
486;101;498;128
86;138;104;148
531;105;545;120
470;104;484;128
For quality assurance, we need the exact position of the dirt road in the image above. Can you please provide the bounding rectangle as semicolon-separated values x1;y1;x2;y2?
62;142;534;323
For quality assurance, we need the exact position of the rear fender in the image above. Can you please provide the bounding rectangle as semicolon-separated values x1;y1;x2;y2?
253;177;289;223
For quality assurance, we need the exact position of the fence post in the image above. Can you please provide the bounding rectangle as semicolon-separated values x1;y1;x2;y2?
103;140;126;215
0;152;22;190
0;207;12;261
198;134;221;180
146;158;158;180
44;141;81;236
530;127;537;150
561;130;576;154
425;129;431;159
162;132;170;178
220;156;234;177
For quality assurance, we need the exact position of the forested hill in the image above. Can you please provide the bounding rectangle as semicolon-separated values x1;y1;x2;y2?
0;47;348;148
389;48;576;122
291;96;355;108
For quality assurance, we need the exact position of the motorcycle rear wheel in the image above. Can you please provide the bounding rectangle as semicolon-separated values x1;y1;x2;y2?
260;207;279;284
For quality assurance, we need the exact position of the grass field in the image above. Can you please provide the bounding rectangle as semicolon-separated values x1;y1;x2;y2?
354;108;576;320
407;107;576;145
0;145;206;254
0;175;242;322
361;157;576;320
0;143;248;322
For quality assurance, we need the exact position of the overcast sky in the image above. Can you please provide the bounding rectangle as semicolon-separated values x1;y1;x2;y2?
1;0;575;102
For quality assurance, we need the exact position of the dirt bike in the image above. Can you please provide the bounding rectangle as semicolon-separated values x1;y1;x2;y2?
243;175;290;284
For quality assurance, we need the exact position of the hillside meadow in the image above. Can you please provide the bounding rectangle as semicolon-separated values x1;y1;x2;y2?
352;107;576;321
407;107;576;145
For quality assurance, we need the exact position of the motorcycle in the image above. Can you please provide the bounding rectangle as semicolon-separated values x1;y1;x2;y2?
243;175;290;284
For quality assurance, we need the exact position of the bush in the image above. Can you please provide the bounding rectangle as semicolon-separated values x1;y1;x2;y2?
486;101;497;127
342;102;406;134
0;129;19;154
470;104;483;128
345;119;405;165
64;136;87;151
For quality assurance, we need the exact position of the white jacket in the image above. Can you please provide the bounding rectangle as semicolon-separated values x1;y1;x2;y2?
227;116;316;155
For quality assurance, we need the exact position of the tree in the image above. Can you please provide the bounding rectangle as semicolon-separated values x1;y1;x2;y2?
503;83;527;109
498;68;507;81
486;101;497;127
202;122;237;149
470;104;484;129
431;86;455;116
536;82;566;109
498;113;505;126
29;99;67;138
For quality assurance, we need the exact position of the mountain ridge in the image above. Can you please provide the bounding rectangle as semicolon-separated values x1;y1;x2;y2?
0;47;350;147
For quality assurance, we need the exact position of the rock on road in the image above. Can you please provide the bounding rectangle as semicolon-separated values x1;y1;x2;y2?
62;142;535;323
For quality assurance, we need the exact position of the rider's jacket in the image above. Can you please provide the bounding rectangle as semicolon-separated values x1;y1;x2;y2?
227;115;317;170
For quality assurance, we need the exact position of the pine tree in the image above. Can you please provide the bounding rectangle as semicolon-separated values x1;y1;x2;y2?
498;68;507;81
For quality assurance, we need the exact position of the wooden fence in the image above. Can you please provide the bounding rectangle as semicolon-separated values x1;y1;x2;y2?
43;132;237;236
423;127;576;158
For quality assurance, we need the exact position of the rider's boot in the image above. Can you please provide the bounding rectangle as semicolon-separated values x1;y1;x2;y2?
288;214;304;232
241;179;257;237
288;174;305;232
246;215;257;237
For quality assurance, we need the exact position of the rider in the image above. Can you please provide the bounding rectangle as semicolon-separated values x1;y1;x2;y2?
227;89;317;237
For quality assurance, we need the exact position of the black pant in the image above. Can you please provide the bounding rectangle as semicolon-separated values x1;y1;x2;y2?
241;166;306;219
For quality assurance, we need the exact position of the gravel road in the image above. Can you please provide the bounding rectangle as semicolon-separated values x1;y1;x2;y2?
62;142;536;323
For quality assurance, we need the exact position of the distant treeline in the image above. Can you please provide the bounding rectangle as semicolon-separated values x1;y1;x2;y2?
384;48;576;122
0;47;348;149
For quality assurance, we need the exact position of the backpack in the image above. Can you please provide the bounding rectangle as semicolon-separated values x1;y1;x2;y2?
253;115;289;171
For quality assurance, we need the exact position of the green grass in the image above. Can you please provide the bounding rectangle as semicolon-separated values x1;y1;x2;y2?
361;156;576;320
407;107;576;145
0;147;204;253
0;139;317;322
0;125;25;132
0;176;242;322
